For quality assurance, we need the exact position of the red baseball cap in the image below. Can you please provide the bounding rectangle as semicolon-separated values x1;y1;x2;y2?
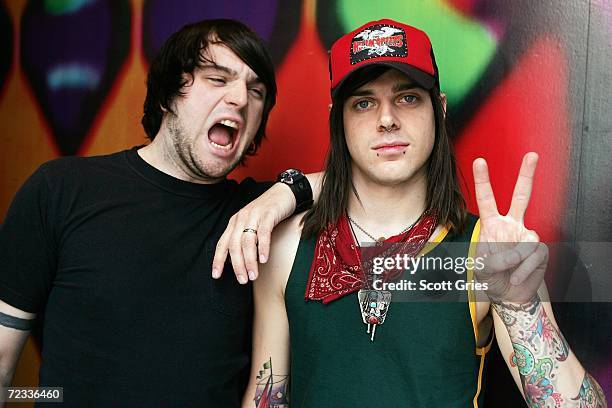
330;19;439;95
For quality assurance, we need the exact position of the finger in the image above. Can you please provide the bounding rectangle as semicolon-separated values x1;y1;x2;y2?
472;158;499;220
482;242;539;274
228;239;249;284
508;152;539;221
212;236;229;279
228;224;249;284
256;214;274;264
510;242;548;285
242;230;259;281
212;218;234;278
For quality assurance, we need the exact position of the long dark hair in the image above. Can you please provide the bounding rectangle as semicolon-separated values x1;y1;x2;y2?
302;66;466;237
141;19;277;156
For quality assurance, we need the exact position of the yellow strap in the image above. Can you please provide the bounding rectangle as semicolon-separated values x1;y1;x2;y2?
467;219;481;343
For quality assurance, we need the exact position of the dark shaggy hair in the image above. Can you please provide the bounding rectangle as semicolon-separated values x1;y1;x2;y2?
141;19;277;156
302;66;466;237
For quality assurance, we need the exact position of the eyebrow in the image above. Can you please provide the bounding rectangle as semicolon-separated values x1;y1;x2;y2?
393;81;420;93
350;80;421;97
200;62;237;76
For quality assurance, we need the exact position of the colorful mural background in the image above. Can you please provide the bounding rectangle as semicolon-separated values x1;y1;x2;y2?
1;0;610;406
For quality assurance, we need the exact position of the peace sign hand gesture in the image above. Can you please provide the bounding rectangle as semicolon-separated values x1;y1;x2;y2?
473;152;548;303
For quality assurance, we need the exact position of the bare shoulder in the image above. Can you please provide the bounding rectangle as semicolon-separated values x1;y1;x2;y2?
272;213;304;246
254;214;305;297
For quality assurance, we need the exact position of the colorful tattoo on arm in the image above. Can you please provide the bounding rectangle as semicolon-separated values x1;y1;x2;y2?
252;358;289;408
492;296;607;408
571;372;607;408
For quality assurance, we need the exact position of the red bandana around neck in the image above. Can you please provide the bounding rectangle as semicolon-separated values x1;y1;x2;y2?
305;211;439;304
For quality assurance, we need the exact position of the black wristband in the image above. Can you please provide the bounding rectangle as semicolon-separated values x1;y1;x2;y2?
276;169;313;215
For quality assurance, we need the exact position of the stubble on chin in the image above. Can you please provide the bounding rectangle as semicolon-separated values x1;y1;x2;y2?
166;113;240;182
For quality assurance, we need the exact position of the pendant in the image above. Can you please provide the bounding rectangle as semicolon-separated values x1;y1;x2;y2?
358;289;392;342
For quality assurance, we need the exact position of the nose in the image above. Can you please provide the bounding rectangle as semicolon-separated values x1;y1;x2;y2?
377;102;400;133
224;81;248;109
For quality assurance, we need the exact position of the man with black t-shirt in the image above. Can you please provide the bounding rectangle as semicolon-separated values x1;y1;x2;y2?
0;19;314;407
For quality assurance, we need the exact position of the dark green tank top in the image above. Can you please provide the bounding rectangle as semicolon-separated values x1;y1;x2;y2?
284;215;489;407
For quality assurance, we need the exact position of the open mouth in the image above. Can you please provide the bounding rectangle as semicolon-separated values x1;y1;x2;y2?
208;119;240;151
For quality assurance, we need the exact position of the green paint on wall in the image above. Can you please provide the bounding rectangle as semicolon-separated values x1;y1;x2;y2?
45;0;95;15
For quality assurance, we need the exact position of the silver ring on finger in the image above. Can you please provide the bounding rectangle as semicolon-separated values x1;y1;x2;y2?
242;228;258;234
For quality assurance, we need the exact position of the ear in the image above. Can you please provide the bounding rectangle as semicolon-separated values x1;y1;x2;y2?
328;103;333;112
440;93;447;118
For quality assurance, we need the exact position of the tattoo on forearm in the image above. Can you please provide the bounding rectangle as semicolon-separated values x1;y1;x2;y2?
492;297;607;408
571;372;607;408
0;311;34;330
252;358;289;408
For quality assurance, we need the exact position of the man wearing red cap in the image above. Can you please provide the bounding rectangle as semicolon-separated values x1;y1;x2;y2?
239;19;606;407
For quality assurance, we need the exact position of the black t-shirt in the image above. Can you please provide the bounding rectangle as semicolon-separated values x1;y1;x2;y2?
0;147;272;407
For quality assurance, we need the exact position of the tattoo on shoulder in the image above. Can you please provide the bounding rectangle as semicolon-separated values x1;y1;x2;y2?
252;358;289;408
0;310;34;331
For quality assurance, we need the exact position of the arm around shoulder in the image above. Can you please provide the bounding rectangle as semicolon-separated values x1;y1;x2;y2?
212;172;322;283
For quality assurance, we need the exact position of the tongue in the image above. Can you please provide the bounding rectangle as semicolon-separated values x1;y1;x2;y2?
208;124;233;146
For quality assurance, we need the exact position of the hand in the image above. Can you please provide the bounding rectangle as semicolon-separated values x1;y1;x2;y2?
473;152;549;303
212;182;296;284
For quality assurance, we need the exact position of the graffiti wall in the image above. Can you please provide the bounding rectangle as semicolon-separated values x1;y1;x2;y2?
1;0;610;406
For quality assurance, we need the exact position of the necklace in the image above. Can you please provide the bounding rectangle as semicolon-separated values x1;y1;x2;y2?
347;219;392;342
347;211;427;342
347;213;423;244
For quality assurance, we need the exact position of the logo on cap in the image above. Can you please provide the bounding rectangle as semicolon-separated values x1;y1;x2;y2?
350;24;407;65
